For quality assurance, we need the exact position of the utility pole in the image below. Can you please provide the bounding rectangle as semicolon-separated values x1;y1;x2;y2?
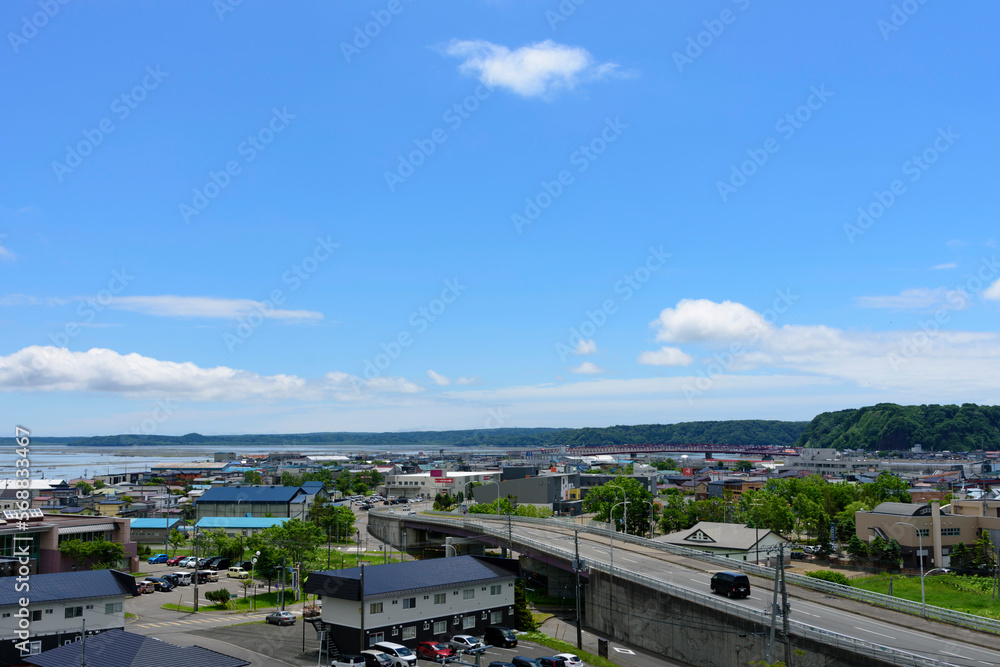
281;554;287;611
574;530;582;650
780;544;790;666
767;547;779;664
80;618;86;667
359;563;366;652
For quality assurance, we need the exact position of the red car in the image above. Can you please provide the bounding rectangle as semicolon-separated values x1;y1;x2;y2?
166;555;185;566
417;642;455;661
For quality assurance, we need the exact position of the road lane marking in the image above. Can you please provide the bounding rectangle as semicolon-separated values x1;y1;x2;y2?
854;626;894;640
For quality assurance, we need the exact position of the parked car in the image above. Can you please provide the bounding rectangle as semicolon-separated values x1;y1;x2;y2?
197;570;218;583
489;662;516;667
165;555;184;566
554;654;582;667
265;611;296;626
790;551;806;560
484;625;517;648
360;650;394;667
449;635;483;653
334;656;366;667
416;641;455;661
179;556;197;568
236;560;254;571
512;658;542;667
147;553;168;564
227;566;249;579
537;658;566;667
134;581;152;595
160;573;181;586
143;577;174;592
710;571;751;599
372;642;417;667
171;571;192;586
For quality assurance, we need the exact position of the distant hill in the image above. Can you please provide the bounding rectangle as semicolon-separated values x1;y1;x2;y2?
15;419;808;450
795;403;1000;452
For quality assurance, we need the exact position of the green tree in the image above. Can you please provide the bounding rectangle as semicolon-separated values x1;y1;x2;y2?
582;476;653;535
654;458;678;471
734;460;754;472
950;542;973;573
260;518;324;568
512;580;537;631
308;496;355;542
94;480;106;489
972;531;996;571
847;535;868;560
59;538;125;570
658;492;691;534
205;588;234;608
75;481;93;496
243;470;263;485
168;529;187;551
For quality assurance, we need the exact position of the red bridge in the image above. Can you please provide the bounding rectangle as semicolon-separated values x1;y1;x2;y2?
508;443;800;458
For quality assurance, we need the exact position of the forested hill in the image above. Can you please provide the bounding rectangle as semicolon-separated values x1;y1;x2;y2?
795;403;1000;452
29;419;808;449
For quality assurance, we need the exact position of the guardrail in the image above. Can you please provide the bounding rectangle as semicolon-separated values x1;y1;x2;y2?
393;511;1000;637
423;515;960;667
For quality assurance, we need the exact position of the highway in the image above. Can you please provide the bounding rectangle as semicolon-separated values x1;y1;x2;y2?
384;513;1000;667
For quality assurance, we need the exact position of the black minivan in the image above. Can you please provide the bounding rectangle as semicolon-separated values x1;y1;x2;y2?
711;571;751;598
484;625;517;648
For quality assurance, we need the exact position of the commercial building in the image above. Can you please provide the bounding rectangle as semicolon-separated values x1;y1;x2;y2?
193;485;308;521
193;516;287;537
0;512;136;575
0;569;136;664
382;471;500;500
304;555;518;654
127;518;187;544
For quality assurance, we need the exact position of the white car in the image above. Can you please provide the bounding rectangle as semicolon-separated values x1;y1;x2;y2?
178;556;197;568
555;654;583;667
449;635;483;653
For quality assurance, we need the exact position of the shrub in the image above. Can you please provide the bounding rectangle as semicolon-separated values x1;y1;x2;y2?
806;570;851;587
205;589;233;607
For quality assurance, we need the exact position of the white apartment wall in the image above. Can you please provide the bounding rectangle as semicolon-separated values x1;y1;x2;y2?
0;597;126;639
320;580;515;629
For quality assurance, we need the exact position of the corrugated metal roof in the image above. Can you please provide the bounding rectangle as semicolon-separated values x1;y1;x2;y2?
0;569;135;607
305;555;518;601
58;522;117;535
197;485;305;503
129;518;183;529
23;629;249;667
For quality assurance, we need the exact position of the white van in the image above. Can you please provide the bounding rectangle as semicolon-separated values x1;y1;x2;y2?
372;642;417;667
172;571;192;586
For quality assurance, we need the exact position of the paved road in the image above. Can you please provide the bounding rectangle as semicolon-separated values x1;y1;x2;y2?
384;514;1000;667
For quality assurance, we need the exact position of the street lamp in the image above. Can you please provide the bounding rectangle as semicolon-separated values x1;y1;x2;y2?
250;550;260;611
192;530;202;613
487;479;501;516
895;522;927;616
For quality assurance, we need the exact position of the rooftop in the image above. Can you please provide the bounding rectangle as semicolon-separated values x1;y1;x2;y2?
23;629;249;667
196;485;306;503
0;569;135;608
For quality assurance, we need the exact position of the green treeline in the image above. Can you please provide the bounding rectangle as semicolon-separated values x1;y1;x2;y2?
795;403;1000;452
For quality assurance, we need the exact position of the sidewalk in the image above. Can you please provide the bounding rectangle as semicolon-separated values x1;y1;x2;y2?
538;616;684;667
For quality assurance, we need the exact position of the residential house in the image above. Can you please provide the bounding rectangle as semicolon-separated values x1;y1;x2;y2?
22;627;250;667
655;521;788;563
304;555;518;654
0;569;136;664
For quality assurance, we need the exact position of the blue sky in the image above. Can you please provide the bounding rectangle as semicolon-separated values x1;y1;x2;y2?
2;1;999;437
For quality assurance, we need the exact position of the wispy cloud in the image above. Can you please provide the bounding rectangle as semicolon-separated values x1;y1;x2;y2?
570;361;603;374
637;346;693;367
855;287;969;311
426;369;451;386
573;339;597;355
442;39;622;98
107;295;322;322
0;235;15;262
455;375;482;385
930;262;957;270
984;279;1000;301
0;294;70;307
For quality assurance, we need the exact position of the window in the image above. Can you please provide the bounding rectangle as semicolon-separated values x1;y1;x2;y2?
368;632;384;646
28;641;41;655
463;589;474;600
392;627;398;636
85;605;93;610
434;593;446;604
434;620;447;634
402;626;416;640
942;528;961;536
462;616;475;629
45;609;53;614
64;606;83;619
31;610;41;621
403;597;416;609
105;602;122;614
370;602;383;614
490;585;502;595
1;613;9;618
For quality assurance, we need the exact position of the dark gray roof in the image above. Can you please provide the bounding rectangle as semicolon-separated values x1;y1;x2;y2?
0;569;136;607
24;629;249;667
196;485;305;503
870;502;931;517
305;555;518;601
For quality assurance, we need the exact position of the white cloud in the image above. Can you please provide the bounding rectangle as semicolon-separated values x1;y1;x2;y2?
984;279;1000;301
426;369;451;386
574;339;597;355
107;295;322;322
651;299;771;343
455;375;482;385
0;294;38;306
0;346;421;402
570;361;604;375
931;262;958;270
855;287;970;311
443;39;620;98
637;346;693;367
0;237;15;261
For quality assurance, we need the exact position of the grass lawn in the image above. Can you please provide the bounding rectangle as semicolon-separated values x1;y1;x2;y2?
162;591;287;613
853;574;1000;619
